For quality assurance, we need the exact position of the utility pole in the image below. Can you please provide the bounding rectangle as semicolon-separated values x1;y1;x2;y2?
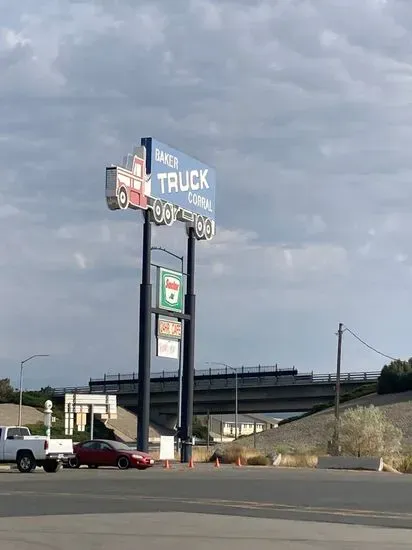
333;322;343;455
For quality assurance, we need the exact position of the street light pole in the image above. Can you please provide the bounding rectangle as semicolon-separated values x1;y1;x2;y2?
234;368;238;439
151;246;184;445
18;354;50;426
206;361;238;440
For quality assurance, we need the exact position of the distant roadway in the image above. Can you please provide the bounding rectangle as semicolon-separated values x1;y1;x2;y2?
0;466;411;548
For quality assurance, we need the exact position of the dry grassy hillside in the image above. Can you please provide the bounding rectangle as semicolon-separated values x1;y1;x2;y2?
105;407;174;442
239;391;412;453
0;403;43;426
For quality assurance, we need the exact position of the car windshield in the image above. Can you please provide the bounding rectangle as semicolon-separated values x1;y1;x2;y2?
108;441;135;451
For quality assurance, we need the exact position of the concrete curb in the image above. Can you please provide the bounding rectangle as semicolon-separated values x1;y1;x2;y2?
317;456;383;471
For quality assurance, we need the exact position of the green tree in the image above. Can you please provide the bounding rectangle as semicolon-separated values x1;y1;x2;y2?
377;358;412;394
192;416;208;440
338;405;402;457
0;379;14;402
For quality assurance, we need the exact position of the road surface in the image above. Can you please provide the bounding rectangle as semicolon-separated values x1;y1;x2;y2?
0;465;411;548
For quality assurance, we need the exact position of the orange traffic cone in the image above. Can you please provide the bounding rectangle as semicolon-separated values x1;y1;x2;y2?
215;457;220;468
163;459;171;469
236;456;242;467
188;457;194;469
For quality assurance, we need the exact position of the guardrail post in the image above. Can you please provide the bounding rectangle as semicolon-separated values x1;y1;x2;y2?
103;374;107;393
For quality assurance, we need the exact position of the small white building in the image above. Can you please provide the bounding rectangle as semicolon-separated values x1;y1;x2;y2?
208;413;280;441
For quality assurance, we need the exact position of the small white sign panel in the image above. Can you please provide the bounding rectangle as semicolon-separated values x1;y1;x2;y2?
157;338;179;359
159;436;175;460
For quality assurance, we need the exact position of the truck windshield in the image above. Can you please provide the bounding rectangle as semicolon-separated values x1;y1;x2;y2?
7;427;30;439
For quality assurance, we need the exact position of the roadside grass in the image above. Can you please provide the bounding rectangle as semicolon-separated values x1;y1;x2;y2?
188;444;412;473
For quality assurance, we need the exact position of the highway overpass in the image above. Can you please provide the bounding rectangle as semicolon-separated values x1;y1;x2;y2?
53;366;380;427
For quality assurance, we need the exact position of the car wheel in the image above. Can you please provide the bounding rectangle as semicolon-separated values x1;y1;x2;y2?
117;456;130;470
68;457;80;469
17;451;36;473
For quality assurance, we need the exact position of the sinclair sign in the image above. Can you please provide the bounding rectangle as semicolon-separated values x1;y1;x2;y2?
105;137;216;240
158;268;183;313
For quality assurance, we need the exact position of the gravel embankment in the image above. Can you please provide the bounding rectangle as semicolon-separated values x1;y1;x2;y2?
238;391;412;454
0;403;43;425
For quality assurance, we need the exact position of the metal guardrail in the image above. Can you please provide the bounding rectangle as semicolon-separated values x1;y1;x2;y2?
52;369;381;396
93;364;298;382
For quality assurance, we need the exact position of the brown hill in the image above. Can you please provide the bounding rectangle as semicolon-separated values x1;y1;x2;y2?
105;407;174;443
239;391;412;453
0;403;43;426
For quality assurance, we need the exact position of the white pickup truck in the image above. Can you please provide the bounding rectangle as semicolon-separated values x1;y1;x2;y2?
0;426;74;473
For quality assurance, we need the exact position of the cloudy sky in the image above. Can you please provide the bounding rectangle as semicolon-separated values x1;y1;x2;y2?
1;0;411;389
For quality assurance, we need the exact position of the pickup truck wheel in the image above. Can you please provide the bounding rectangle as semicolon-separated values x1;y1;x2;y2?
68;457;80;469
117;456;130;470
17;452;36;473
43;460;62;473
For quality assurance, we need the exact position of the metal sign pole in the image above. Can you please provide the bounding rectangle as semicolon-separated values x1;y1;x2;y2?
137;211;152;452
181;227;196;463
90;404;95;440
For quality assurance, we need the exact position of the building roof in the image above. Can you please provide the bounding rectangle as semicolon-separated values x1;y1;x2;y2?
211;413;281;425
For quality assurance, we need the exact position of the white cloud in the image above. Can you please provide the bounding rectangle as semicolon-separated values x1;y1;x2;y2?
1;0;412;389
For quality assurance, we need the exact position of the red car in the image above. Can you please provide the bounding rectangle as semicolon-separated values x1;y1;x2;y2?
68;439;155;470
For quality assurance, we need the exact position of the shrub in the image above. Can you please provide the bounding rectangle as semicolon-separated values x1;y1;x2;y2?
210;445;248;464
280;454;318;468
395;456;412;474
247;455;270;466
337;405;402;457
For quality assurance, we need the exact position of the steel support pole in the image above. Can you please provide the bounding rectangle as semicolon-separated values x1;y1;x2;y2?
181;227;196;463
18;362;23;427
235;370;238;439
90;404;95;440
137;211;152;452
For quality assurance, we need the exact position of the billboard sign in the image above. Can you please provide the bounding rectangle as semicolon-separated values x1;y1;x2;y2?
157;316;182;339
141;137;216;221
105;138;216;240
157;338;179;359
158;268;183;313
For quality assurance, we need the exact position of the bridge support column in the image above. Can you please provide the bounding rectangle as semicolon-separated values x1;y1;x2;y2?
150;411;178;431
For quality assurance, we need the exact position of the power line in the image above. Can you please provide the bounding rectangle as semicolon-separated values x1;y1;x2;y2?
343;325;398;362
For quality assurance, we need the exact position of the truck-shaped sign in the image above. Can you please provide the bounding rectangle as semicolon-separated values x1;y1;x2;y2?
105;142;215;240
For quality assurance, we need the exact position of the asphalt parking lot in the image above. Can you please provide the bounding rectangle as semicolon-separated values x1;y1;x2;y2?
1;466;412;549
0;464;411;528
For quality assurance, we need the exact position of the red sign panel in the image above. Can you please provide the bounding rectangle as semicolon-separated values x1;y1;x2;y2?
158;318;182;339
